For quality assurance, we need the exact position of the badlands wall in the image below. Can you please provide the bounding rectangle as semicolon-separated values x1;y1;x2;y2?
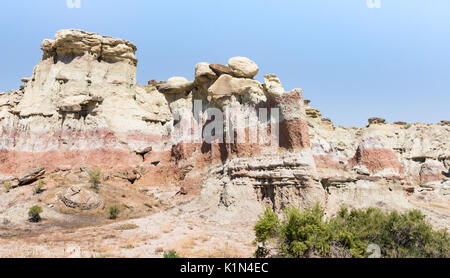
0;30;448;226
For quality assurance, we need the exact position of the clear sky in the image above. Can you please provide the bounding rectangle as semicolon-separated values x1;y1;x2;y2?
1;0;449;127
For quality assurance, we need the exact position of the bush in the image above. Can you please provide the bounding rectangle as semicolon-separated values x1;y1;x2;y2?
88;168;102;192
28;205;43;223
254;205;450;258
109;205;120;220
33;180;45;195
3;182;11;193
163;250;180;258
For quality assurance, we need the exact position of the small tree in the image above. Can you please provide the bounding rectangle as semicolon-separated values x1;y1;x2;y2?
109;205;120;220
88;168;102;193
3;181;11;193
28;205;43;223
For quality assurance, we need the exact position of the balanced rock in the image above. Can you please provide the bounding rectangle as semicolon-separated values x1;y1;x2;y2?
195;62;217;85
228;57;259;78
207;74;264;99
209;64;233;76
157;77;194;94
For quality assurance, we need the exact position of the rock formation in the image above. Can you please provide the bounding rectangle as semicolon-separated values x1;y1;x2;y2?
0;30;449;229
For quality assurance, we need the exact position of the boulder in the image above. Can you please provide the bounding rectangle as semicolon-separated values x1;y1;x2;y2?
135;146;152;155
156;77;194;94
305;106;322;119
352;165;371;176
228;57;259;78
209;64;233;76
368;117;387;125
195;62;217;84
207;74;264;100
263;74;285;97
18;167;45;186
60;185;103;210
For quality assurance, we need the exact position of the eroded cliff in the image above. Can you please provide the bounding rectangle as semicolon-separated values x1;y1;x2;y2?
0;30;449;232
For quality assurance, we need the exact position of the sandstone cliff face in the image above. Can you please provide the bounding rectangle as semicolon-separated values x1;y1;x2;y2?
305;102;449;227
0;30;448;229
0;30;172;176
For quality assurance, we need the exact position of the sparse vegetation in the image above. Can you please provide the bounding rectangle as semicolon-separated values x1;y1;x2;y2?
53;176;67;187
163;250;180;258
28;205;43;223
33;180;45;195
3;181;12;193
121;244;135;249
109;205;120;220
88;168;102;193
115;224;139;231
254;205;450;258
416;179;430;186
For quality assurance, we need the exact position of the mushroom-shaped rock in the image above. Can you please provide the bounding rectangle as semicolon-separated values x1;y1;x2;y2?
228;57;259;78
264;74;284;97
156;77;194;94
207;74;264;100
195;62;217;85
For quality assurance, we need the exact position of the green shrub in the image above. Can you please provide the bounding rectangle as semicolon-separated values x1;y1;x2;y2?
109;205;120;220
254;205;450;258
254;207;279;242
33;180;45;195
163;250;180;258
3;181;11;193
28;205;43;223
88;168;102;192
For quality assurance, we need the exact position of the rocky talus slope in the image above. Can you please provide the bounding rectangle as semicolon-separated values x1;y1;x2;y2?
0;29;449;241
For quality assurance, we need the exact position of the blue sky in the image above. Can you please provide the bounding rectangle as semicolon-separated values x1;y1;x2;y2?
0;0;449;127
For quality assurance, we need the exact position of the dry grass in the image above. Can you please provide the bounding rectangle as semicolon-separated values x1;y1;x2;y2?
92;244;116;253
172;238;196;249
161;224;175;233
183;241;248;258
193;232;211;243
114;224;139;231
121;244;135;249
147;234;160;240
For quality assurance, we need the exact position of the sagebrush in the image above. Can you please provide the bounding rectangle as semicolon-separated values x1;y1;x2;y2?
254;205;450;258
